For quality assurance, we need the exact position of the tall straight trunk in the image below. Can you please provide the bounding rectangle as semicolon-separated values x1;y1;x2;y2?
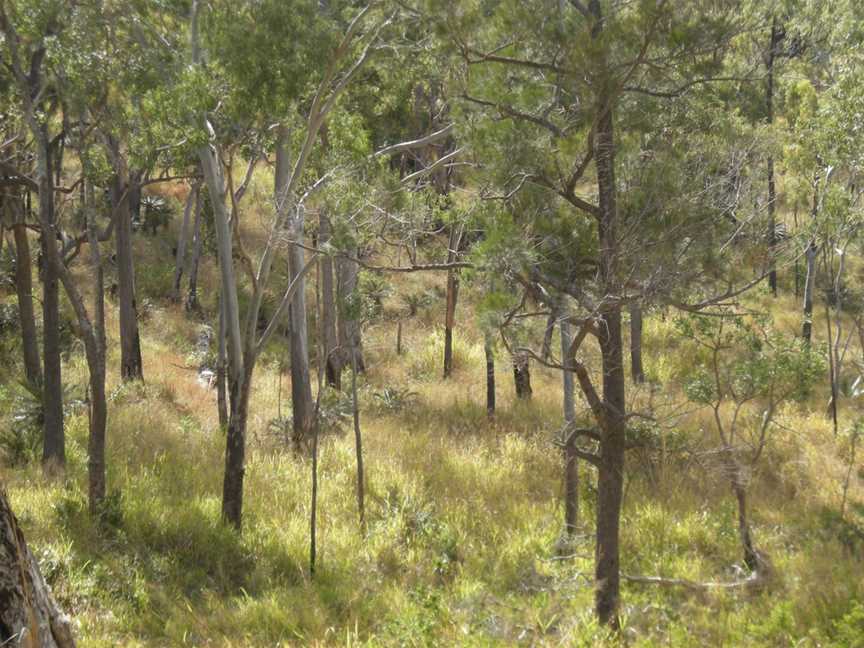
592;57;626;625
825;303;839;435
38;137;64;471
0;489;76;648
629;303;645;384
319;211;340;388
276;128;314;443
802;185;819;344
12;195;42;387
561;317;578;535
110;153;143;381
442;224;462;379
512;351;532;399
485;332;495;417
172;180;199;301
337;251;365;373
766;16;780;296
186;185;204;312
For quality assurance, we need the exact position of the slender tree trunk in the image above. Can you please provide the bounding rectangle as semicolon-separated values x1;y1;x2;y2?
766;16;780;296
485;332;495;417
825;302;839;435
629;303;645;384
803;183;819;344
561;317;578;535
442;224;462;379
12;199;42;387
172;180;199;301
222;364;253;529
0;489;76;648
512;350;532;399
38;138;64;472
319;211;340;388
186;186;204;313
109;151;143;381
351;347;366;532
541;311;556;362
275;128;314;444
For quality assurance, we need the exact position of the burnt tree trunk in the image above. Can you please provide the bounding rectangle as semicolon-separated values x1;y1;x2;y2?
561;316;578;535
222;362;254;529
0;489;76;647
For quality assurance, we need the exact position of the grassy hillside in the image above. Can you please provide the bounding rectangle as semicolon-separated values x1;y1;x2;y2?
1;179;863;646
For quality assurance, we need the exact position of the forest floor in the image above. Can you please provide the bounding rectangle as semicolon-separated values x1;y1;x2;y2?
1;188;864;646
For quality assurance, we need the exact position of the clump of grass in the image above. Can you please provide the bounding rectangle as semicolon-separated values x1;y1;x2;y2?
408;328;484;380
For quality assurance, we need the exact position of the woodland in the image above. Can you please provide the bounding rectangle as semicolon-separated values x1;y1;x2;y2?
0;0;863;645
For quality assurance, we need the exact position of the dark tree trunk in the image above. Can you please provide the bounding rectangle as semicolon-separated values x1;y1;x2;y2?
442;225;462;379
592;53;626;626
319;212;340;389
802;185;819;344
186;186;204;313
485;333;495;417
222;363;254;530
110;159;143;381
0;490;76;648
512;351;532;399
766;16;781;297
38;141;64;472
561;317;578;535
12;203;42;387
629;303;645;384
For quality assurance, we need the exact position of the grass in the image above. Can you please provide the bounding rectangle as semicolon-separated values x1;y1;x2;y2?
1;212;863;646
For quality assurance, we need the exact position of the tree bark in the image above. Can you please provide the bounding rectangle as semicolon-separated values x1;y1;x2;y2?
512;351;532;399
108;146;143;381
319;211;340;389
351;348;365;533
12;196;42;388
561;316;578;535
216;295;229;431
0;489;76;648
221;363;253;529
442;224;462;379
185;185;204;313
275;128;314;444
629;303;645;384
485;332;495;417
38;138;64;472
337;251;365;373
766;16;781;297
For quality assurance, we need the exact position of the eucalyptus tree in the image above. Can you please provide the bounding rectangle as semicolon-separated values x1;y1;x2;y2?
439;0;765;625
187;0;394;528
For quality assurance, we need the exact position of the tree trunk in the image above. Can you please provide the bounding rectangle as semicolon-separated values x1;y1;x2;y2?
222;364;253;529
802;240;817;344
512;351;532;399
275;128;314;445
185;185;204;313
592;60;626;627
12;199;42;387
172;180;199;301
561;317;578;535
351;348;365;533
38;139;64;472
766;16;780;297
110;153;143;381
319;212;340;389
216;295;228;431
485;332;495;417
0;489;76;648
629;303;645;384
442;224;462;379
